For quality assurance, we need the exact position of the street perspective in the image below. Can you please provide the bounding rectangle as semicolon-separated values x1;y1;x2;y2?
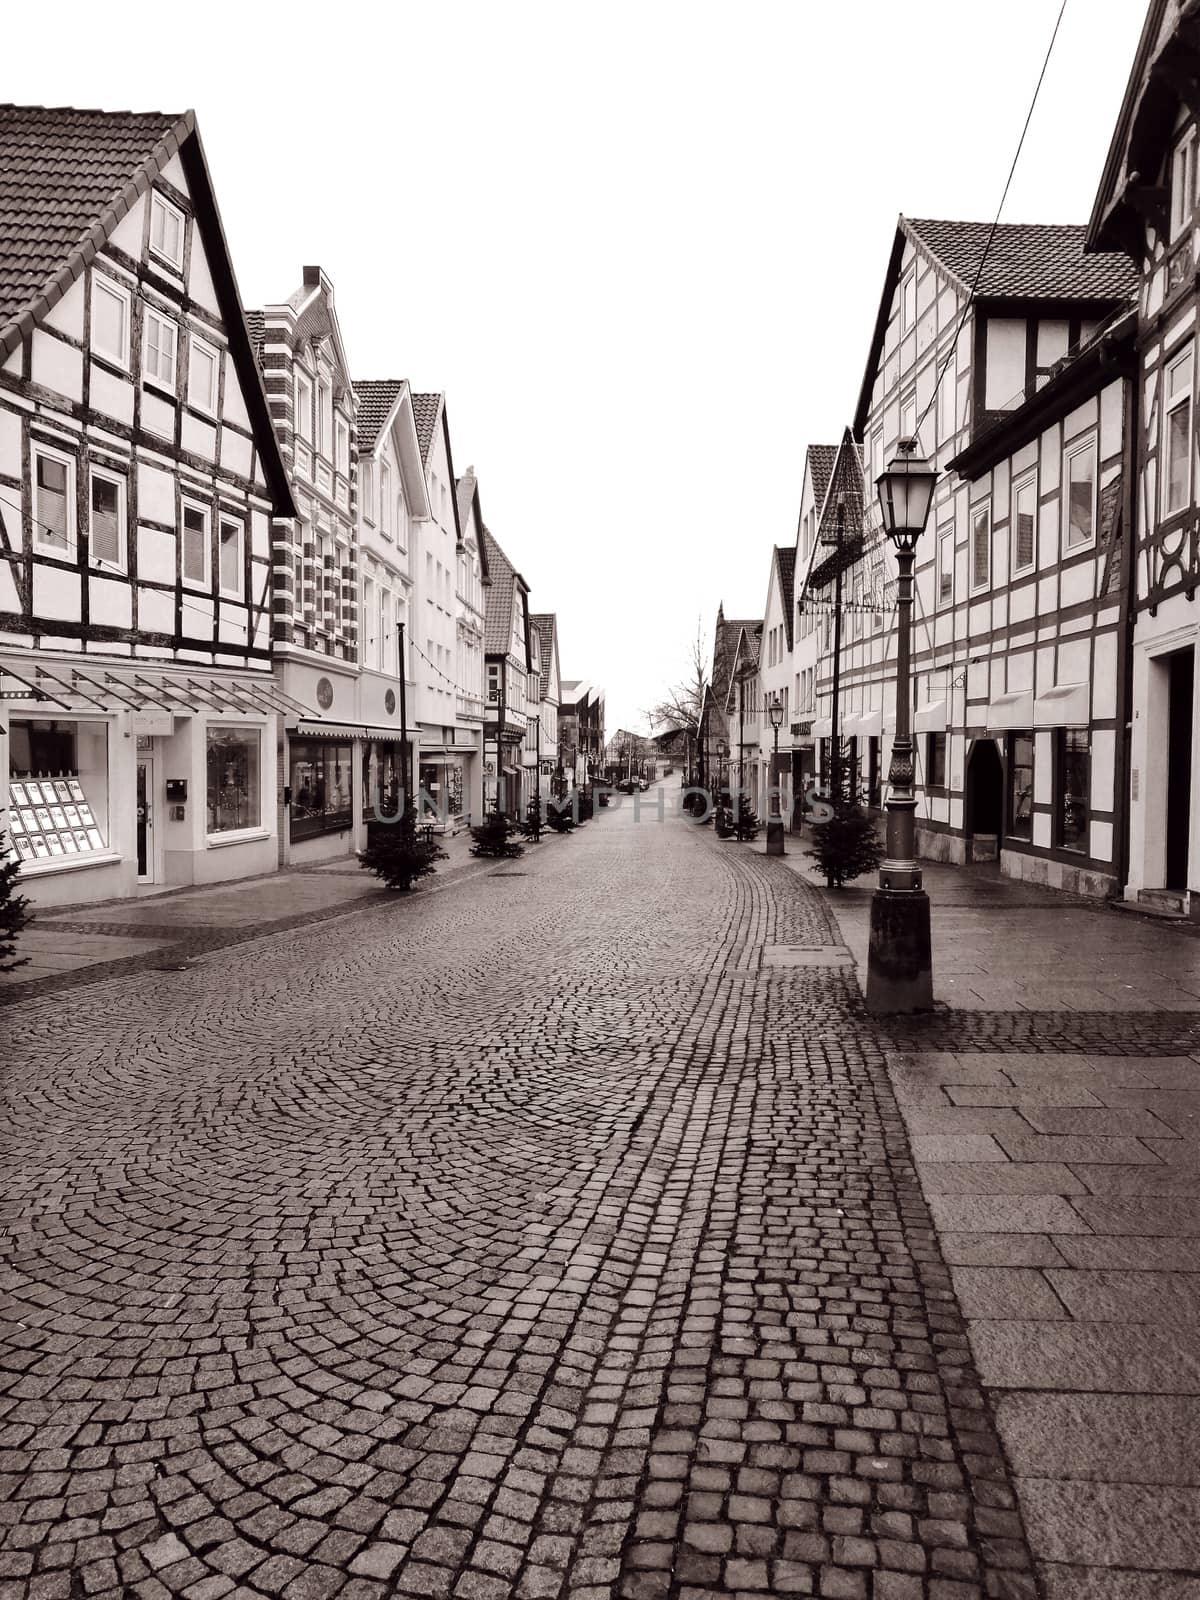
4;2;1200;1599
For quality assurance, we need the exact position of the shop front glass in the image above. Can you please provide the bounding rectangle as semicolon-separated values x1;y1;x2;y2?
419;759;464;824
8;718;109;864
206;726;261;835
290;740;353;840
363;741;404;820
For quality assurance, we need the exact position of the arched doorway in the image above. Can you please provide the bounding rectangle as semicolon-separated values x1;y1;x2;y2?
965;737;1003;858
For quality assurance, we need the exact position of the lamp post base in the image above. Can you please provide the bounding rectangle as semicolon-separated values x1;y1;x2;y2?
766;816;785;856
866;888;933;1013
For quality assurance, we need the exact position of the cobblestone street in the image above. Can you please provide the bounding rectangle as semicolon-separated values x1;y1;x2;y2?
1;795;1195;1600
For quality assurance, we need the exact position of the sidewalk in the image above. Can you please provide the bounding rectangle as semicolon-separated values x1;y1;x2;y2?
748;835;1200;1595
0;824;509;1003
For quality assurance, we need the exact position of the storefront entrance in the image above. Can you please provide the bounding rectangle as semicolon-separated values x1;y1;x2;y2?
136;751;155;883
965;738;1003;856
1166;648;1194;891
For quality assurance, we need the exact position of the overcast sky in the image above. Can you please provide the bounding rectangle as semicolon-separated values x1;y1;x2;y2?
15;0;1145;736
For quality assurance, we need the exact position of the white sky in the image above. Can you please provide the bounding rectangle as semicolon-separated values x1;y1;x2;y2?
13;0;1145;736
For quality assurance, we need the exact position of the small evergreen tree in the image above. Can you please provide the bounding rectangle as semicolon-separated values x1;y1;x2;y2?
713;801;734;838
470;810;525;859
520;794;544;843
360;804;446;891
806;804;884;888
732;802;762;842
1;833;31;971
547;802;576;833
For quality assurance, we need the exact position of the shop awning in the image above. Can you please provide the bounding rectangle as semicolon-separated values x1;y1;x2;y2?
291;720;364;741
811;717;833;737
364;726;409;741
2;663;311;718
914;699;947;735
986;689;1034;732
1034;683;1090;728
845;709;883;738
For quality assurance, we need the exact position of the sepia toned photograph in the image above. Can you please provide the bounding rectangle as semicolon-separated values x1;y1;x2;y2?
1;2;1198;1598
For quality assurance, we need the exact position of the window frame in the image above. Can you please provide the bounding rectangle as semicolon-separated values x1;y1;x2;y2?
90;273;131;370
1055;727;1091;854
206;725;262;840
1170;129;1196;242
937;520;955;606
88;464;126;571
926;731;947;790
970;502;991;592
1064;437;1098;551
901;270;917;334
149;191;185;270
180;498;211;590
317;380;333;458
218;514;244;599
188;334;219;416
1011;470;1038;576
380;462;392;537
1006;731;1036;842
1163;342;1194;517
32;444;77;558
295;373;313;444
143;306;178;395
335;416;350;477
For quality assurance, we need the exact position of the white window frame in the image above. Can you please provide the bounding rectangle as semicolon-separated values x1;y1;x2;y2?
1163;342;1194;516
32;443;77;557
971;503;991;592
335;417;349;477
143;307;177;394
901;271;917;334
317;380;332;457
1064;437;1098;551
295;373;313;443
380;462;392;537
149;192;185;270
1170;129;1196;242
91;273;131;370
181;498;210;589
937;521;954;606
1011;470;1038;576
218;514;244;598
88;465;126;571
188;335;219;416
900;393;917;446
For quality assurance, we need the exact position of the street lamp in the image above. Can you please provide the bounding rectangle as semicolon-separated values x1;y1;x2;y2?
766;694;785;856
866;437;938;1013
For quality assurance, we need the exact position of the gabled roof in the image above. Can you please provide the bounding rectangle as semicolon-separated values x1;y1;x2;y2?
723;623;763;715
808;444;838;518
0;104;295;517
529;612;558;699
853;215;1137;436
775;546;797;650
1087;0;1191;254
354;379;405;453
481;526;528;661
808;428;867;593
412;392;441;466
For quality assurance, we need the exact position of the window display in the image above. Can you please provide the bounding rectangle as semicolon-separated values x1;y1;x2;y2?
1008;733;1035;841
290;740;353;840
1058;730;1090;853
8;720;109;865
206;727;261;835
363;741;403;819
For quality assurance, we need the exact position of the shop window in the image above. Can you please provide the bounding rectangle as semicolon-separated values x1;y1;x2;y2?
926;732;947;789
206;727;260;835
33;448;75;555
1007;732;1035;841
1163;344;1193;515
89;468;125;569
420;760;464;821
363;741;403;819
8;718;109;864
1057;729;1090;853
1065;440;1096;548
1013;473;1037;573
290;740;353;839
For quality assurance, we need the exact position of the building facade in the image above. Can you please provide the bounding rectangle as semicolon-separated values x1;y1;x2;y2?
454;468;488;822
530;613;561;799
481;527;531;816
1089;0;1200;914
0;107;295;904
758;546;795;819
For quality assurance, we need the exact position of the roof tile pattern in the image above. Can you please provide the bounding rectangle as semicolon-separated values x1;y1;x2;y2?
777;547;797;649
904;218;1136;302
353;379;405;453
808;444;839;517
482;527;520;658
0;103;184;335
530;612;557;698
243;308;266;365
412;392;441;466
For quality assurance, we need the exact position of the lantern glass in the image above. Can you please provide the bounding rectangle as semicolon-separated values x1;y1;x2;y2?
768;697;785;730
875;438;938;548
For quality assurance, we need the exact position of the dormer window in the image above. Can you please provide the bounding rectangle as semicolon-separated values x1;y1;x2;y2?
1171;130;1197;240
150;192;185;269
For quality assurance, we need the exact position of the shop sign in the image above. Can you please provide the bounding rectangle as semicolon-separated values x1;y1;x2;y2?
132;709;174;737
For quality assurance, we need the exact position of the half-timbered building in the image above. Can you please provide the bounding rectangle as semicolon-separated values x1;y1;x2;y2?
530;613;562;800
481;526;531;816
0;106;295;904
758;546;795;819
806;216;1136;896
789;443;838;824
455;467;488;822
249;267;359;865
724;621;762;809
1088;0;1200;915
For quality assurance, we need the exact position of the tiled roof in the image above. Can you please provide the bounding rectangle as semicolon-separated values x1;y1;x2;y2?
903;217;1136;302
412;392;441;466
777;547;797;649
353;379;405;453
244;308;266;365
482;526;519;658
809;430;867;592
456;468;477;539
711;613;759;704
808;444;839;516
530;612;557;699
0;103;187;340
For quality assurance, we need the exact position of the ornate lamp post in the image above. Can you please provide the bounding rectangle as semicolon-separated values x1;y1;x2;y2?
867;438;938;1012
766;694;785;855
